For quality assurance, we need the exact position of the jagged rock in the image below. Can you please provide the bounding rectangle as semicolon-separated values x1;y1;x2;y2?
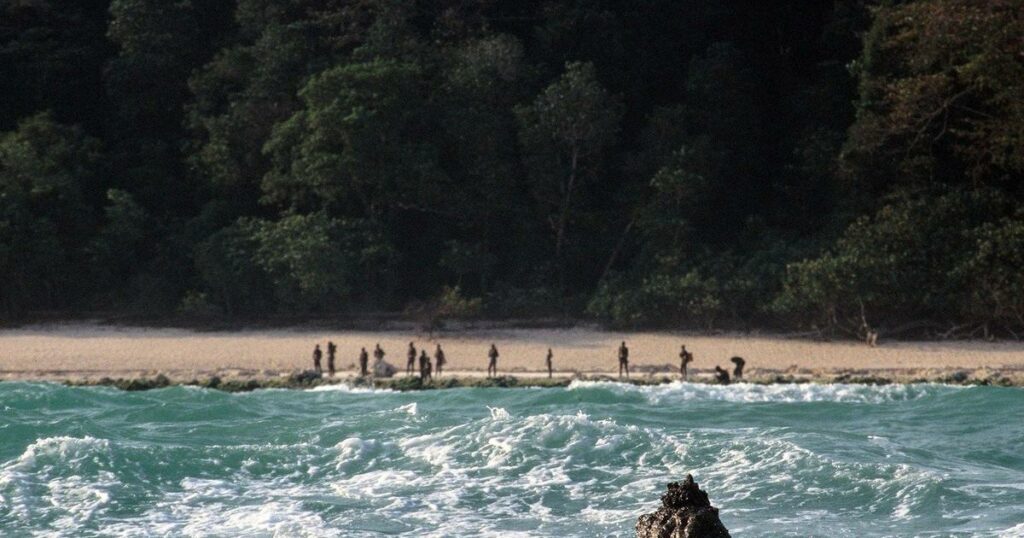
636;474;730;538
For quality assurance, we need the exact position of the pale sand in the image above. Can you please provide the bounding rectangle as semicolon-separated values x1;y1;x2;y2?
1;323;1024;383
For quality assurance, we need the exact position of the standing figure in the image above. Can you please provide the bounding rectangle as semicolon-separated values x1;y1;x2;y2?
730;356;746;380
714;365;731;385
546;348;554;378
406;342;417;376
419;350;432;380
434;344;446;377
312;344;323;374
372;343;397;378
618;341;630;379
327;341;337;377
487;344;499;378
359;347;369;377
679;345;694;381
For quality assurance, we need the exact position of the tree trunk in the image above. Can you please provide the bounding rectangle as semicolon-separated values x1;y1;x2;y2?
597;217;635;286
554;146;579;261
554;146;579;307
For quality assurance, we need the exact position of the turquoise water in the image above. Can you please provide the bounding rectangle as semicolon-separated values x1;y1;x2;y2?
1;381;1022;537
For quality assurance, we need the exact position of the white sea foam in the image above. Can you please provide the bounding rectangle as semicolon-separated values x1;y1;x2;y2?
308;383;391;393
396;402;418;415
566;379;961;404
0;436;116;528
1;381;1019;536
487;406;511;420
103;478;342;537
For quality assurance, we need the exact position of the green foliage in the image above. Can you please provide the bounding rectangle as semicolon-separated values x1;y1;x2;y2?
6;0;1024;337
262;58;445;217
434;286;482;320
844;0;1024;196
775;189;1008;333
177;290;219;318
438;240;496;289
0;113;99;315
193;220;271;315
195;213;394;314
954;215;1024;329
246;213;351;311
588;271;723;330
0;0;110;131
516;61;622;258
87;189;148;291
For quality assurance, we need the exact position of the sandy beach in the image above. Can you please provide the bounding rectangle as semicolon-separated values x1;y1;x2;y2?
2;322;1024;385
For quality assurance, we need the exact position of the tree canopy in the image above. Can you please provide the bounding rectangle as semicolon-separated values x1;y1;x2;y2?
1;0;1021;338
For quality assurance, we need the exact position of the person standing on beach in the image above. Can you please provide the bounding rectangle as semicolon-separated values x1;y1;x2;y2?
374;343;385;362
407;342;417;376
327;341;337;377
488;344;499;378
679;345;694;380
359;347;369;377
546;348;554;378
714;365;730;385
312;344;323;374
618;341;630;379
419;349;432;380
730;356;746;380
435;344;446;377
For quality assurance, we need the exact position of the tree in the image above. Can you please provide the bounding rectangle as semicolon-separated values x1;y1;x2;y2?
0;113;99;316
843;0;1024;198
955;215;1024;334
515;61;622;290
193;221;272;316
0;0;110;131
775;188;1008;336
262;58;445;219
87;189;149;298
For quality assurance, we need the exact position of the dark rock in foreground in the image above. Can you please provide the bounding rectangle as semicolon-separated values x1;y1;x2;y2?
636;475;730;538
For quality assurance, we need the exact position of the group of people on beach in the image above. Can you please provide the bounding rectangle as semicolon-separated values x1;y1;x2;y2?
311;340;747;383
403;341;447;380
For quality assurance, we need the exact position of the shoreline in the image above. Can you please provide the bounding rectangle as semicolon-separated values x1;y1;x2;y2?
3;322;1024;390
3;367;1022;391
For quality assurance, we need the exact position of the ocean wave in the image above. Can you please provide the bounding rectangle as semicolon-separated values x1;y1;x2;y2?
307;383;392;394
565;379;963;404
1;382;1021;536
0;436;117;529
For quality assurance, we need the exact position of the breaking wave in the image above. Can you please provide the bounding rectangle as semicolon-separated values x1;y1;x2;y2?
1;381;1021;536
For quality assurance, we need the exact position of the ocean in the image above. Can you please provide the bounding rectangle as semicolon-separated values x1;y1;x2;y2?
1;381;1022;537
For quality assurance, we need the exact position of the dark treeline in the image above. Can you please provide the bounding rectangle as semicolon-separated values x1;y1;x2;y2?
1;0;1022;338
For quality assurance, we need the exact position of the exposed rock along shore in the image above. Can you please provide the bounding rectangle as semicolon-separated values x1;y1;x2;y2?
636;475;730;538
28;366;1024;392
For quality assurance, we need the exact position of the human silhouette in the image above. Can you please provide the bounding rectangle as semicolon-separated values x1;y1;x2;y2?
359;347;369;377
618;341;630;379
487;344;499;378
546;348;554;378
434;344;446;377
714;365;730;385
419;349;432;380
312;344;322;374
326;341;337;377
730;356;746;380
679;345;694;380
372;344;397;378
406;342;417;376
